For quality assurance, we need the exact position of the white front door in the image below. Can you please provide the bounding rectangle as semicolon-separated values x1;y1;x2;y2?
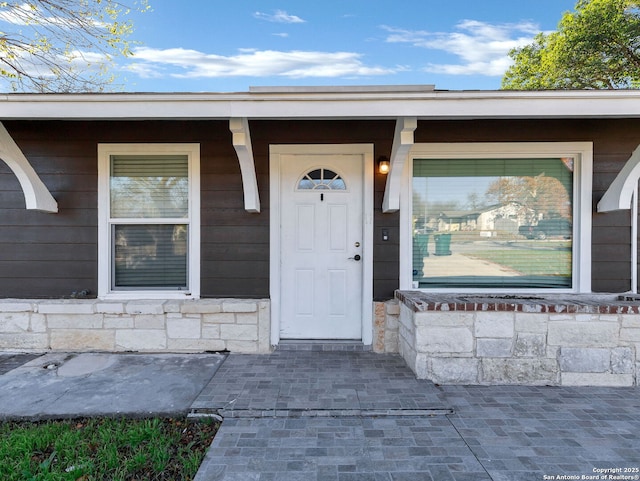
278;152;364;339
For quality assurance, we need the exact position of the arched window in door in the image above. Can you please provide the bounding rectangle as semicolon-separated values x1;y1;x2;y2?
297;168;346;191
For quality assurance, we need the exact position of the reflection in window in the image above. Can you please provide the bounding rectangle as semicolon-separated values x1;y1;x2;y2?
412;158;573;289
297;168;346;190
113;225;187;288
110;155;188;218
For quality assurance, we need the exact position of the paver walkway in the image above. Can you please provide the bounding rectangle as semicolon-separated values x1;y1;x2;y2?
191;350;449;417
444;385;640;481
193;351;640;481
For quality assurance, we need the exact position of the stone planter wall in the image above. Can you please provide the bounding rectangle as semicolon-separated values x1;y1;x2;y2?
0;299;271;353
397;292;640;386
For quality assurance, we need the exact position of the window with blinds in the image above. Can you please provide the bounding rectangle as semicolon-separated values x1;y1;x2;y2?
412;157;574;289
109;154;189;290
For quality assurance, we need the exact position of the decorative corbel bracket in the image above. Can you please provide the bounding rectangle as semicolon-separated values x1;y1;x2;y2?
382;117;417;213
230;117;260;213
598;144;640;212
0;122;57;213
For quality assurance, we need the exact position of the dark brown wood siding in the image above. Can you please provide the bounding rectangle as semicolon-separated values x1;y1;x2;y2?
0;119;399;299
1;118;638;299
1;120;270;298
249;120;398;301
0;121;98;298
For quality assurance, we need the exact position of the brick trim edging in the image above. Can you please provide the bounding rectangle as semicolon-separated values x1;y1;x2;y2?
396;291;640;314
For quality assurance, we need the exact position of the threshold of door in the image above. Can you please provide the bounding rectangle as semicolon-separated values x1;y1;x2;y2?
277;340;372;352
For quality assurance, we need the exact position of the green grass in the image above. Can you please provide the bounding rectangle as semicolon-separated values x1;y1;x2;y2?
0;417;219;481
467;247;571;276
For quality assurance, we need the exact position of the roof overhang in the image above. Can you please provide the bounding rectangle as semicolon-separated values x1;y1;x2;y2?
2;88;640;120
3;86;640;216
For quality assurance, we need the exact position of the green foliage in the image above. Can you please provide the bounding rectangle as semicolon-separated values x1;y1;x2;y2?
0;417;219;481
0;0;149;92
502;0;640;89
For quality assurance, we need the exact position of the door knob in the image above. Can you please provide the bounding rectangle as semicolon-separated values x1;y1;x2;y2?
348;254;361;261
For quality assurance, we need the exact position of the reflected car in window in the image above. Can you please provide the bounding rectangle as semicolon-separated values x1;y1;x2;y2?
519;219;572;240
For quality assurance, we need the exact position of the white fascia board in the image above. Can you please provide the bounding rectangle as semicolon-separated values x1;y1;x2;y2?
382;117;417;213
230;117;260;213
0;122;57;212
597;144;640;212
3;90;640;120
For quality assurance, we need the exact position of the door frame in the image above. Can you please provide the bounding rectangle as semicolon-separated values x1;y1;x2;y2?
269;144;374;346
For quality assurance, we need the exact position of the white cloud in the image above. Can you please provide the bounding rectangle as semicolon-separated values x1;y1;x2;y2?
127;62;165;79
68;50;109;64
0;47;108;83
273;33;289;38
253;10;305;24
128;47;394;79
0;3;44;25
0;2;104;29
383;20;542;76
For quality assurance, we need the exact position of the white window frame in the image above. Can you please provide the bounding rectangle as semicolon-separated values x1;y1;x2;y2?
98;143;200;300
400;142;593;293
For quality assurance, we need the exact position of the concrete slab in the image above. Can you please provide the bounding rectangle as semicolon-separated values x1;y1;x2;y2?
0;352;41;375
56;353;117;377
0;352;225;420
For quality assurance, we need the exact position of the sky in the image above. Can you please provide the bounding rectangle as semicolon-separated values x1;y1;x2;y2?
7;0;582;93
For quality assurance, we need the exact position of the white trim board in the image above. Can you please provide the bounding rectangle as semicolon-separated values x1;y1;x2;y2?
3;90;640;120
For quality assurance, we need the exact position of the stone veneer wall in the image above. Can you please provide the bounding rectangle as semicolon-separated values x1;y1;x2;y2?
0;299;271;353
373;300;400;353
397;292;640;386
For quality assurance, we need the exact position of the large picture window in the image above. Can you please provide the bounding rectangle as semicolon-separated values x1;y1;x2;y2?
98;144;200;299
404;143;592;292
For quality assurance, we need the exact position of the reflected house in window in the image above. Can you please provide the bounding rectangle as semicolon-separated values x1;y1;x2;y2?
412;154;575;289
431;202;533;235
435;209;480;232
